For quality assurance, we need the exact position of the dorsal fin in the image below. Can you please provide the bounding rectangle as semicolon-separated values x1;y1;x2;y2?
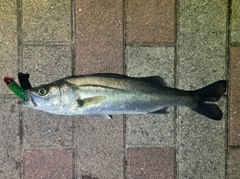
141;76;167;86
90;73;167;86
90;73;128;79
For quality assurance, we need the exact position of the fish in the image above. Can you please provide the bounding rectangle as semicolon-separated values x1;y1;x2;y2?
18;74;227;120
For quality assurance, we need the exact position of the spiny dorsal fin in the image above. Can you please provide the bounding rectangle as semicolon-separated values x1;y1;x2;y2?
141;76;167;86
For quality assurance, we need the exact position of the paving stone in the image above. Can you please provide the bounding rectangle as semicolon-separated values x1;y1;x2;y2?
0;97;21;178
228;46;240;146
74;116;123;179
24;148;74;179
126;45;175;146
0;148;20;179
230;0;240;44
0;97;20;147
75;0;123;75
74;1;124;177
177;96;227;179
126;46;175;85
0;1;18;94
22;108;73;148
177;0;227;87
177;0;227;178
127;147;175;179
74;1;124;178
22;0;71;42
22;46;72;86
227;147;240;179
126;0;176;44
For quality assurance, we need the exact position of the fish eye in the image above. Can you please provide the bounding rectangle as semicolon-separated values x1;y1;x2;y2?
38;88;47;96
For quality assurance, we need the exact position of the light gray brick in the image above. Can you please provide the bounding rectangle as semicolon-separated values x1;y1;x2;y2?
22;46;72;86
177;0;227;178
126;45;175;146
22;0;71;42
0;1;18;94
230;0;240;44
0;97;21;178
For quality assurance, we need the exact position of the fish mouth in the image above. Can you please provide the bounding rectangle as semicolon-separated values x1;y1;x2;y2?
18;90;37;107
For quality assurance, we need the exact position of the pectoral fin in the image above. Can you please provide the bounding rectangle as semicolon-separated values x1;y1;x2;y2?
77;96;106;107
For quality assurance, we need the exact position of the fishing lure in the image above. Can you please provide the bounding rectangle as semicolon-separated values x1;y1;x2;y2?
4;77;27;101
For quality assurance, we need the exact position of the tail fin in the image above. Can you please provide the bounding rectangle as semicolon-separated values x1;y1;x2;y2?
191;80;226;120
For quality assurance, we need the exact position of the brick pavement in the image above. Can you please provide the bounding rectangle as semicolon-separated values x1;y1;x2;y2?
0;0;239;178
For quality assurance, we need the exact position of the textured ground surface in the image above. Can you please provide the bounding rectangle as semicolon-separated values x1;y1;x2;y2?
0;0;239;178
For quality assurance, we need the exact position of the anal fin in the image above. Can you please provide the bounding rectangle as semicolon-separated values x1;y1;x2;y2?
89;114;112;119
149;107;169;114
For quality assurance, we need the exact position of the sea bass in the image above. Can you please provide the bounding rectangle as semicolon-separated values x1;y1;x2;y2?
18;74;226;120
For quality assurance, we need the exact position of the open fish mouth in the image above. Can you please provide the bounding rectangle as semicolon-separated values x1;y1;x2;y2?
18;90;37;107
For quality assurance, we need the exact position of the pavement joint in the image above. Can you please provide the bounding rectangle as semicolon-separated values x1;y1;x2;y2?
0;0;239;178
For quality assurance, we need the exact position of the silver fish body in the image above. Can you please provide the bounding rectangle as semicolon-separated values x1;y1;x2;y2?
19;74;226;120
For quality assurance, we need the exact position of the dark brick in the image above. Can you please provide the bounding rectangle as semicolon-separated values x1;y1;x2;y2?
227;148;240;179
24;148;74;179
74;116;123;178
75;0;123;75
126;0;176;44
228;46;240;146
127;147;175;179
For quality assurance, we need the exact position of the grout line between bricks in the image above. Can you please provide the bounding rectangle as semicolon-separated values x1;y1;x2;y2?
175;0;180;178
70;0;75;148
122;0;127;75
126;43;177;47
229;42;240;47
72;115;77;175
70;1;77;178
71;0;76;76
173;0;178;172
123;113;127;179
226;0;231;177
225;0;232;178
22;147;75;150
173;44;178;179
17;0;24;178
21;42;73;46
123;0;127;178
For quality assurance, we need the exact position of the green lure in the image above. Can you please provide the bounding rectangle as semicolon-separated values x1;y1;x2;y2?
4;77;27;101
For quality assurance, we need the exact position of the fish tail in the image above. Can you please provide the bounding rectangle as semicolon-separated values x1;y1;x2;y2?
191;80;227;120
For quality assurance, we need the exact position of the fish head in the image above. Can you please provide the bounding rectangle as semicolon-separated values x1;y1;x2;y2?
19;83;62;112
